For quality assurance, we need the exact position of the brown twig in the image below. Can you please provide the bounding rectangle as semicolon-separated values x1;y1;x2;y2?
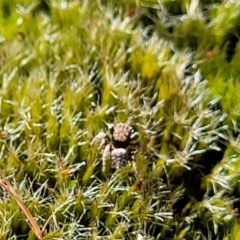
0;171;43;240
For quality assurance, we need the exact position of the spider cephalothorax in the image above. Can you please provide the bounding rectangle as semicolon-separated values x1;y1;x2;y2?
110;122;132;148
91;122;139;171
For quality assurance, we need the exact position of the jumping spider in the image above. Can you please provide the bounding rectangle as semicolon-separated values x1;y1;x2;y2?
91;122;140;172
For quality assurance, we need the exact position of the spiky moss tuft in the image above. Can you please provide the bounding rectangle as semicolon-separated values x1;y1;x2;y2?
0;0;239;239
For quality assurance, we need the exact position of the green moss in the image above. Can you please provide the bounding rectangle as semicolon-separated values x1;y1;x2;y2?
0;0;240;239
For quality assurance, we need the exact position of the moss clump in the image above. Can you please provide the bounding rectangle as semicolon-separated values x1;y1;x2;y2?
0;0;240;239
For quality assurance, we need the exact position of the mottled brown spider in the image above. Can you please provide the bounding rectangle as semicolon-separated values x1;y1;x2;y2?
91;122;140;171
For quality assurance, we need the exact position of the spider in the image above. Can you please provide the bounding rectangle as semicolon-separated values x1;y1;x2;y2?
91;122;140;172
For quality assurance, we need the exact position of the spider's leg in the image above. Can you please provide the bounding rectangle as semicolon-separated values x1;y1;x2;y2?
129;148;143;181
106;123;114;134
90;131;107;145
98;136;110;153
128;143;138;163
91;131;110;154
132;158;144;182
132;161;141;179
102;144;111;172
130;131;139;140
129;141;141;147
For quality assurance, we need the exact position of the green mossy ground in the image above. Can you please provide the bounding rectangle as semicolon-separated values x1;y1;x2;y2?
0;0;240;239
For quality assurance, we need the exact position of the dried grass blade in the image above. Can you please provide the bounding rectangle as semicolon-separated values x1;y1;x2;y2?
0;171;43;240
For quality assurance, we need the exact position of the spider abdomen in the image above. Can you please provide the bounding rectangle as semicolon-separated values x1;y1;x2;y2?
111;148;128;169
